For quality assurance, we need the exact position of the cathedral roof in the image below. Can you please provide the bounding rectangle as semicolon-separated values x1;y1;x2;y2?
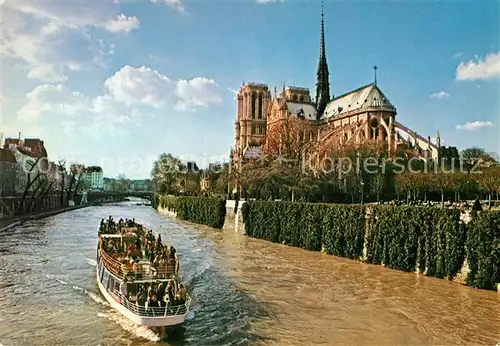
323;83;394;119
286;102;317;121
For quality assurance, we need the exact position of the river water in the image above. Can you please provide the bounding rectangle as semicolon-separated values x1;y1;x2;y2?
0;200;498;346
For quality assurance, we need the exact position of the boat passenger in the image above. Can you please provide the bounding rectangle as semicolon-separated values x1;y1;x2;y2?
146;294;161;316
166;282;175;303
156;281;166;302
136;286;147;307
120;277;128;301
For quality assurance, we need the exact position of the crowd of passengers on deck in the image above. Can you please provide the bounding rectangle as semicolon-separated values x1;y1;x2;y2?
98;217;187;310
120;278;188;310
99;216;179;277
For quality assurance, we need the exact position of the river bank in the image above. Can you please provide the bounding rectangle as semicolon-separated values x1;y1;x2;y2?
0;198;127;232
0;205;89;232
155;196;499;292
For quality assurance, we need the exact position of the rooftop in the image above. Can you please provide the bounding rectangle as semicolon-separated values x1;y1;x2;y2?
85;166;103;173
323;83;395;119
4;138;47;159
286;102;317;121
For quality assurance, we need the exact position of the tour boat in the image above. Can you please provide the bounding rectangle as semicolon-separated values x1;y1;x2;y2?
96;220;191;334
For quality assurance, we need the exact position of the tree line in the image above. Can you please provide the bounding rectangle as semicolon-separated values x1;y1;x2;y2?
151;116;499;207
238;116;499;207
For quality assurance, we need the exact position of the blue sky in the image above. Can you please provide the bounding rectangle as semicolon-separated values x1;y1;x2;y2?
2;0;499;178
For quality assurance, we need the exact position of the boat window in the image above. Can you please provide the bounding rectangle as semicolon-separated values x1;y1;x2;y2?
99;264;105;281
103;271;109;288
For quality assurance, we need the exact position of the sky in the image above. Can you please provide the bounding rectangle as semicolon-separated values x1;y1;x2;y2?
1;0;499;179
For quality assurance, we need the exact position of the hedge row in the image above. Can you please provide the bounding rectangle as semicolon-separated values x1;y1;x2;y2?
366;206;466;278
466;211;500;290
156;195;226;229
242;201;366;256
242;201;499;290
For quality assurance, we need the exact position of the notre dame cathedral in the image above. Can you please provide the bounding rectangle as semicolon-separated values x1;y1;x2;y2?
232;5;440;171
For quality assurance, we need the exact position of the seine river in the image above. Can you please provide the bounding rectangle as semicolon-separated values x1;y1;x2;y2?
0;200;498;345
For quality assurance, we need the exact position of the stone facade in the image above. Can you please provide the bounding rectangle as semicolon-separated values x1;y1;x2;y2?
232;6;440;175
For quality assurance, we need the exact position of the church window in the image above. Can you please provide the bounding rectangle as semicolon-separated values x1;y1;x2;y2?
252;123;256;134
251;93;256;119
258;94;263;119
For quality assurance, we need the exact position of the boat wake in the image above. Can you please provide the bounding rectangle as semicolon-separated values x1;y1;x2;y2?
84;257;97;267
46;274;109;306
46;274;160;342
97;312;161;342
185;261;212;286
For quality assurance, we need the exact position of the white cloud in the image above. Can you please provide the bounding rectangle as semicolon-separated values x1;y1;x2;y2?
430;91;450;99
104;65;222;112
104;66;170;108
256;0;284;3
228;87;239;100
455;121;495;131
1;1;138;82
14;65;223;137
17;84;88;120
151;0;185;12
456;52;500;81
103;14;140;33
174;77;223;112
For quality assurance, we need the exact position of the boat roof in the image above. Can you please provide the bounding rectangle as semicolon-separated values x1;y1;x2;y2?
99;234;136;239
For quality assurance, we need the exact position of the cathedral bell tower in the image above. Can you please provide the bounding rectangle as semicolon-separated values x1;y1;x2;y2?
234;82;271;160
315;1;331;119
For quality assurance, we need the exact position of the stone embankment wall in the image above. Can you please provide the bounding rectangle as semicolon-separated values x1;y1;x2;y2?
158;206;177;219
0;194;125;231
222;200;246;233
156;198;247;232
0;204;88;232
0;194;72;219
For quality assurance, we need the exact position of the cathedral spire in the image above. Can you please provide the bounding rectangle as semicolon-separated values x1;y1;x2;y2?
315;0;330;119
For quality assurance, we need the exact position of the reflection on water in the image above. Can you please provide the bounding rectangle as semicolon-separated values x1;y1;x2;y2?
0;200;498;345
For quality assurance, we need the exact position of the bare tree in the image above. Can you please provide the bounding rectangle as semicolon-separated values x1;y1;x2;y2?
371;172;385;203
67;164;85;204
58;160;66;207
17;157;42;215
477;166;500;209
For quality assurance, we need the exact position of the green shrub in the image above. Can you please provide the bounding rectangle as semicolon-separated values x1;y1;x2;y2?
158;195;178;211
322;204;365;259
466;211;500;290
366;206;465;279
242;201;364;254
157;195;226;229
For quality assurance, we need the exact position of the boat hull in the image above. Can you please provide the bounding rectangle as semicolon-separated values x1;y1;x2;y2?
96;267;187;327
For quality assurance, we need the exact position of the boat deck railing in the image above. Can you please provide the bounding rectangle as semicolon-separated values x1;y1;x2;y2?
99;249;178;280
108;288;190;317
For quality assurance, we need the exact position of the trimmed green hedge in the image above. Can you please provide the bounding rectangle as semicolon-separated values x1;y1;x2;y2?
466;211;500;290
157;195;226;229
366;206;466;279
242;201;365;254
242;201;499;291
